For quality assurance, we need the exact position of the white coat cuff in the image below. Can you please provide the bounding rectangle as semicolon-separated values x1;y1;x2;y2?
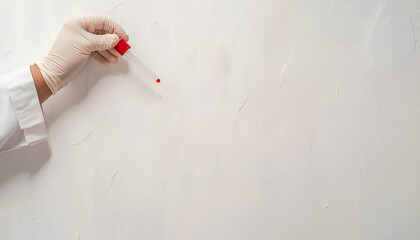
5;67;47;145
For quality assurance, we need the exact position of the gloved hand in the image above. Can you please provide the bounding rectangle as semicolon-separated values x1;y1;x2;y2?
36;16;129;94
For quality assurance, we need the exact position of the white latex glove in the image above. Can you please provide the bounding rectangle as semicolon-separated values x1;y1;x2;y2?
36;16;129;94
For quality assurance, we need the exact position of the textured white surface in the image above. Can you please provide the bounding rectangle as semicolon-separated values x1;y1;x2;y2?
1;0;420;239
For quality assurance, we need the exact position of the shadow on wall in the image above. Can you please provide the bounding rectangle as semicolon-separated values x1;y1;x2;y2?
43;58;130;125
0;141;50;188
0;59;130;188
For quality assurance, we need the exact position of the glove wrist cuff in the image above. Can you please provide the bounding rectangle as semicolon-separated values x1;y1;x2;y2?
35;61;66;94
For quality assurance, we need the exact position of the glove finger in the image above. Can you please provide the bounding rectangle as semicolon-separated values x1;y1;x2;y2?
81;16;129;42
91;51;111;65
89;33;119;51
98;50;119;64
108;48;121;58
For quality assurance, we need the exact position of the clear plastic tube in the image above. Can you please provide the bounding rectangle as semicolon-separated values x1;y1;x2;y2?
114;38;162;99
124;50;160;84
123;50;162;99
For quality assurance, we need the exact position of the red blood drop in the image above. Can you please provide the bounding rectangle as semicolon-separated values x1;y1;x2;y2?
156;79;161;83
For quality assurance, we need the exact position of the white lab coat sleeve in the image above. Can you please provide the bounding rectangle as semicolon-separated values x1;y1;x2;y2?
0;67;47;153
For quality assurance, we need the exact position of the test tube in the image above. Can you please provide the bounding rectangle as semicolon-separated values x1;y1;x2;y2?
114;38;161;98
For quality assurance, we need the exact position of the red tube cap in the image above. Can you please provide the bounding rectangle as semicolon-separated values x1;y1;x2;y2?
114;38;131;56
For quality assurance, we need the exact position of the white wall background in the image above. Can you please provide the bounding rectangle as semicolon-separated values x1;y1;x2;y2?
1;0;420;239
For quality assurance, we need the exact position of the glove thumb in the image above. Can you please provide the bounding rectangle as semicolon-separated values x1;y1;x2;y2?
89;33;119;51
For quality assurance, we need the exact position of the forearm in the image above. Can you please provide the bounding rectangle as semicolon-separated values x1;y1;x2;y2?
30;63;51;104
